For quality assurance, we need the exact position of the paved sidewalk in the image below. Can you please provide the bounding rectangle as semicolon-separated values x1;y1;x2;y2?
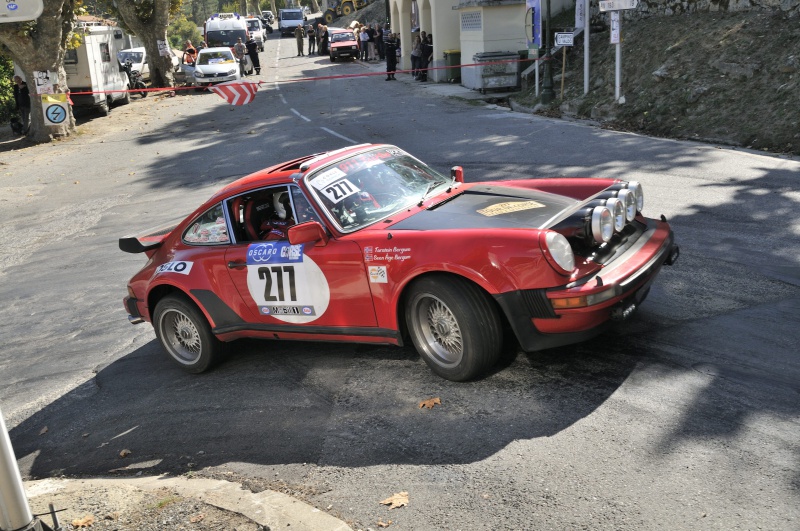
25;476;352;530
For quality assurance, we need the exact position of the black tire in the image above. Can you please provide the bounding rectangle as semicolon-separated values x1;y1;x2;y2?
98;98;110;116
135;81;147;98
152;293;224;373
341;2;354;15
405;275;502;381
330;55;336;62
120;89;131;105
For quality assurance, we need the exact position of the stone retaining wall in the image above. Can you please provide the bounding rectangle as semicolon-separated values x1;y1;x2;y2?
597;0;800;18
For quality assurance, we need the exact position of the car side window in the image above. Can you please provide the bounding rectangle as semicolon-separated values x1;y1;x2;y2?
290;186;322;225
183;203;230;244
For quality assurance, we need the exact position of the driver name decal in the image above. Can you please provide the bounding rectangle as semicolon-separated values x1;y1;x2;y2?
477;200;546;217
245;242;330;324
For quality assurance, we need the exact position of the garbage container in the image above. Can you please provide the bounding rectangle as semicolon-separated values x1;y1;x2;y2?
443;49;461;83
463;51;519;93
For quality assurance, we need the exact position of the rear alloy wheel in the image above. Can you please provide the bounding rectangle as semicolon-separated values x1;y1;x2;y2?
405;276;502;381
153;293;223;373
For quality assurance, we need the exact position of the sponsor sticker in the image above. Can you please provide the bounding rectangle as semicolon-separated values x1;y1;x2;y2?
155;261;194;275
369;266;388;283
247;242;304;265
477;200;546;217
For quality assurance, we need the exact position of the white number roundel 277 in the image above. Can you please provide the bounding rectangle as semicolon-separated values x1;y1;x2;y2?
245;242;330;324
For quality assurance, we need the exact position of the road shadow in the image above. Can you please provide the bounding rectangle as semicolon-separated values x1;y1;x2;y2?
10;335;637;478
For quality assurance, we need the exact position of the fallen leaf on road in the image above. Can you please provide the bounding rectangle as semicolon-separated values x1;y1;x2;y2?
190;513;205;523
377;520;393;527
119;449;131;458
419;397;441;409
72;515;94;527
380;491;408;509
39;426;48;435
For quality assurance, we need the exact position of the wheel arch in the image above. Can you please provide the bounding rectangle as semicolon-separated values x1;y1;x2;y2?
395;270;509;344
147;283;212;328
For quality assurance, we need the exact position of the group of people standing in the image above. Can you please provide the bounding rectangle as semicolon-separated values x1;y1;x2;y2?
295;23;331;57
232;36;262;76
409;31;434;82
355;23;384;62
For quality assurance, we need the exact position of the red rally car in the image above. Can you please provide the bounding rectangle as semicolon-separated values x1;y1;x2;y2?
121;144;679;381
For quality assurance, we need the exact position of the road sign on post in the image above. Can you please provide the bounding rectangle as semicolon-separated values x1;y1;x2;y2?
555;32;573;47
599;0;638;11
0;0;43;22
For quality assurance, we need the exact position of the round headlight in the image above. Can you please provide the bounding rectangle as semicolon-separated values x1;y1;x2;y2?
627;181;644;212
591;206;614;243
606;198;626;232
618;189;637;222
544;232;575;273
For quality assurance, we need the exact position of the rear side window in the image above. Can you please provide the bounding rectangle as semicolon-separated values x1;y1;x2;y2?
183;203;230;244
99;43;111;63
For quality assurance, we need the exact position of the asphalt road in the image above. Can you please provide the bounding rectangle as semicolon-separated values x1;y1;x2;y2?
1;33;799;530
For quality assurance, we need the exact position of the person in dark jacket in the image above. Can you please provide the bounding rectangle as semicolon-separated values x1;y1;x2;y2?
417;34;433;81
245;35;261;74
12;76;30;135
318;25;329;55
384;33;398;80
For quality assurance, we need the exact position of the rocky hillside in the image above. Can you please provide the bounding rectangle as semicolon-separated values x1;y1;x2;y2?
533;9;800;155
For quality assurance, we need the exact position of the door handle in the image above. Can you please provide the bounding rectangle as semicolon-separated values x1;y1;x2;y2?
227;261;247;269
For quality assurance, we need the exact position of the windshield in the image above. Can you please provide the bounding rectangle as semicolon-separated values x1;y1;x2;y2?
197;50;235;65
331;32;355;43
206;30;247;47
282;11;303;20
247;20;260;30
305;147;450;232
118;51;143;64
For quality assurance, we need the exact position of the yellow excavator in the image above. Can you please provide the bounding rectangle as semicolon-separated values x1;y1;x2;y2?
321;0;371;25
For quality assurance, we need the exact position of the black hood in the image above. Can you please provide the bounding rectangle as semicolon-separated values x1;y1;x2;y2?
389;185;579;231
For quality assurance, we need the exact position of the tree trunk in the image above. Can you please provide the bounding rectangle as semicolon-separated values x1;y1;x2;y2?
114;0;175;88
0;0;77;143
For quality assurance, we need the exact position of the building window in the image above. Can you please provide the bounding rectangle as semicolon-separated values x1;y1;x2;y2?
461;11;482;32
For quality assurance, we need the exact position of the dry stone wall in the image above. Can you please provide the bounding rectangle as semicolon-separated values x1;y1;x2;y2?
596;0;800;17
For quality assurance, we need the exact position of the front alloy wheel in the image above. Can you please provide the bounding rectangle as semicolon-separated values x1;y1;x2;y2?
406;276;502;381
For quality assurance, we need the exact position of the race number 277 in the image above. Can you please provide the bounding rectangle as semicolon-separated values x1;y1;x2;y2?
258;265;297;301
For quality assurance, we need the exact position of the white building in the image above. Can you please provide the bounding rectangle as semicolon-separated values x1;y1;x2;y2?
387;0;571;84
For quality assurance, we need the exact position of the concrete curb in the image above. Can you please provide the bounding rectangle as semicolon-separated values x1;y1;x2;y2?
25;476;352;531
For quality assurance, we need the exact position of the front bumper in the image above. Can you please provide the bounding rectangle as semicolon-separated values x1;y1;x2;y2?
124;296;145;325
495;223;678;352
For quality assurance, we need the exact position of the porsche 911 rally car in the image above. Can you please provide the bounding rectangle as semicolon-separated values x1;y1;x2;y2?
120;144;679;381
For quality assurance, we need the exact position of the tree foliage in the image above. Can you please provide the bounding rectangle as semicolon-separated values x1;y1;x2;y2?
168;16;203;48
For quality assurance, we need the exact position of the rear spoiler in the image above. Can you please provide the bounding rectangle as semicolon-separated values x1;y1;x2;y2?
119;223;178;254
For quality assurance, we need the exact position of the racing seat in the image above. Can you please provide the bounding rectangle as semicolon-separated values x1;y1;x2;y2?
244;196;274;241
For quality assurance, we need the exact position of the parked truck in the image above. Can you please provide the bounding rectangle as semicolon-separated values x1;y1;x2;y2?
64;23;130;115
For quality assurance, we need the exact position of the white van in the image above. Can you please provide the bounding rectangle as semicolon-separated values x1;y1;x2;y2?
65;24;130;115
277;8;305;36
245;17;267;51
204;13;249;48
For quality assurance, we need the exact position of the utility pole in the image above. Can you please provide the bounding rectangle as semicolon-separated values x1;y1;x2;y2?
540;0;555;104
